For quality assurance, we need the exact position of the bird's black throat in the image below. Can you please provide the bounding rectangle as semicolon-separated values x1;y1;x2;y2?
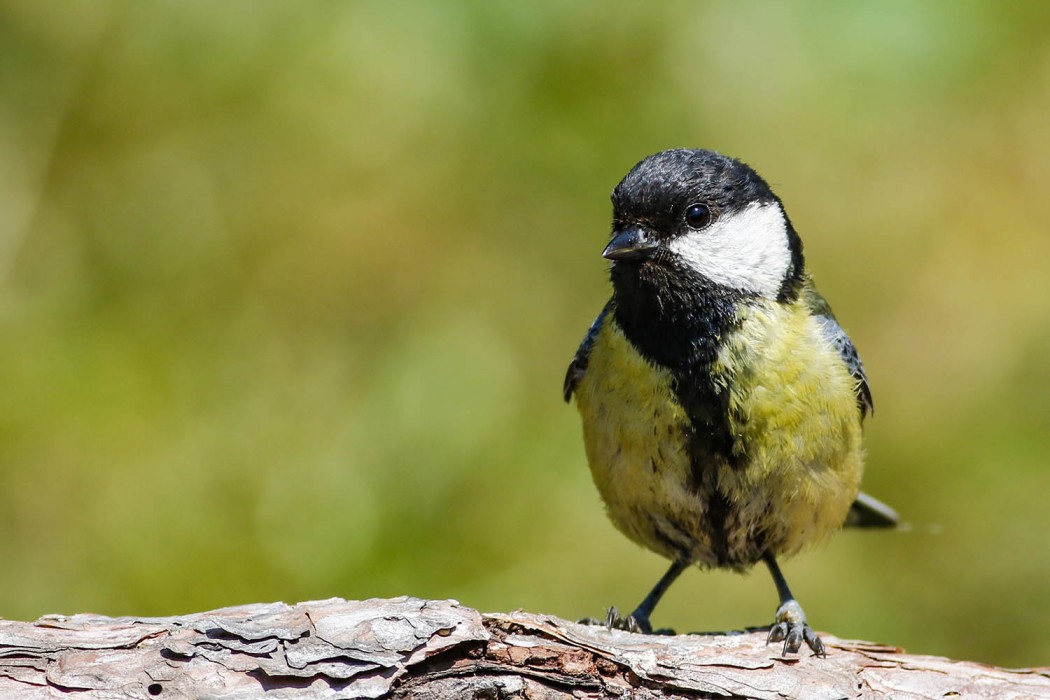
610;257;755;565
609;257;750;465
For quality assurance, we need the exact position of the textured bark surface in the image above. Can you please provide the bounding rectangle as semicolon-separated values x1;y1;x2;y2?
0;597;1046;699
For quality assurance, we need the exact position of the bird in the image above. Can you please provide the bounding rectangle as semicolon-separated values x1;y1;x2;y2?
563;148;897;656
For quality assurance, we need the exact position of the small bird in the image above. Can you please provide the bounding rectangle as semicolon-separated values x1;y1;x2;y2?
564;149;897;656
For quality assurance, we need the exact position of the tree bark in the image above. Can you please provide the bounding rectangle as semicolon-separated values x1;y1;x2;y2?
0;597;1045;699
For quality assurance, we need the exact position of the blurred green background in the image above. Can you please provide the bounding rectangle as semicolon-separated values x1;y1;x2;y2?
1;0;1048;669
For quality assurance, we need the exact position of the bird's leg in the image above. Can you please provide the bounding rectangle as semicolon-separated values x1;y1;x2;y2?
582;559;688;634
763;554;826;656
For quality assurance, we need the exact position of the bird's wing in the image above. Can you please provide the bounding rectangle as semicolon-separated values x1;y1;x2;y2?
803;285;892;527
563;301;613;402
803;282;873;418
844;491;899;528
815;314;874;418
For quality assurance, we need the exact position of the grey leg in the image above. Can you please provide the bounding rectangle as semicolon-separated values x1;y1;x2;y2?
583;559;688;634
763;554;826;656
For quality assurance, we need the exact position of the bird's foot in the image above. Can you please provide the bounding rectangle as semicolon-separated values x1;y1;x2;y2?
766;599;826;657
578;607;674;635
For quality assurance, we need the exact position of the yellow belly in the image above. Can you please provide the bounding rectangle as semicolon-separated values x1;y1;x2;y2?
573;303;864;569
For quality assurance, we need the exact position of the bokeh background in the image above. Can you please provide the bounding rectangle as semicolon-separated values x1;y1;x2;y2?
2;0;1048;669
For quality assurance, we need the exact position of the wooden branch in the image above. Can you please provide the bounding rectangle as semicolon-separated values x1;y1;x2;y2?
0;597;1046;699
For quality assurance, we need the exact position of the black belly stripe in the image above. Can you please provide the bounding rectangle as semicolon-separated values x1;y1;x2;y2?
609;259;764;569
611;261;754;478
705;488;733;566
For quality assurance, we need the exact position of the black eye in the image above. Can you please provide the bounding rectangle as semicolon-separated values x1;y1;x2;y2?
685;203;712;229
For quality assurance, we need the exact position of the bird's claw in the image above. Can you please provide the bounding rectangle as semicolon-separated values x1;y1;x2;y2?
605;606;651;634
578;607;674;635
766;600;826;657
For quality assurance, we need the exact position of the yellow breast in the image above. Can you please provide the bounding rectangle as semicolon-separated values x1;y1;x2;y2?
715;303;864;560
572;301;864;568
573;317;716;562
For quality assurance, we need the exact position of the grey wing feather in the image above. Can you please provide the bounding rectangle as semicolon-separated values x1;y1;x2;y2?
845;491;900;528
563;301;612;402
815;314;874;418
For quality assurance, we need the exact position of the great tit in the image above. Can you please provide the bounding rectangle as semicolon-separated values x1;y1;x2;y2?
564;149;897;656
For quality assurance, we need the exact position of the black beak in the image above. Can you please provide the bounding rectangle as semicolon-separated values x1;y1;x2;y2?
602;226;658;261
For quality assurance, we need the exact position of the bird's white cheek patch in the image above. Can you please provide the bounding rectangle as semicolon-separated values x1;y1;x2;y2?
668;202;791;297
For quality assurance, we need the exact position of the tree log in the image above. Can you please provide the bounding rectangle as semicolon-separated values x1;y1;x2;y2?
0;597;1046;699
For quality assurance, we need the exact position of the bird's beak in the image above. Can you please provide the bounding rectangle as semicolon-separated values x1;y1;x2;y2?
602;226;659;261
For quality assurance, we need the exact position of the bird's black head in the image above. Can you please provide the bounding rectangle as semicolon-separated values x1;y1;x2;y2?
605;149;805;302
